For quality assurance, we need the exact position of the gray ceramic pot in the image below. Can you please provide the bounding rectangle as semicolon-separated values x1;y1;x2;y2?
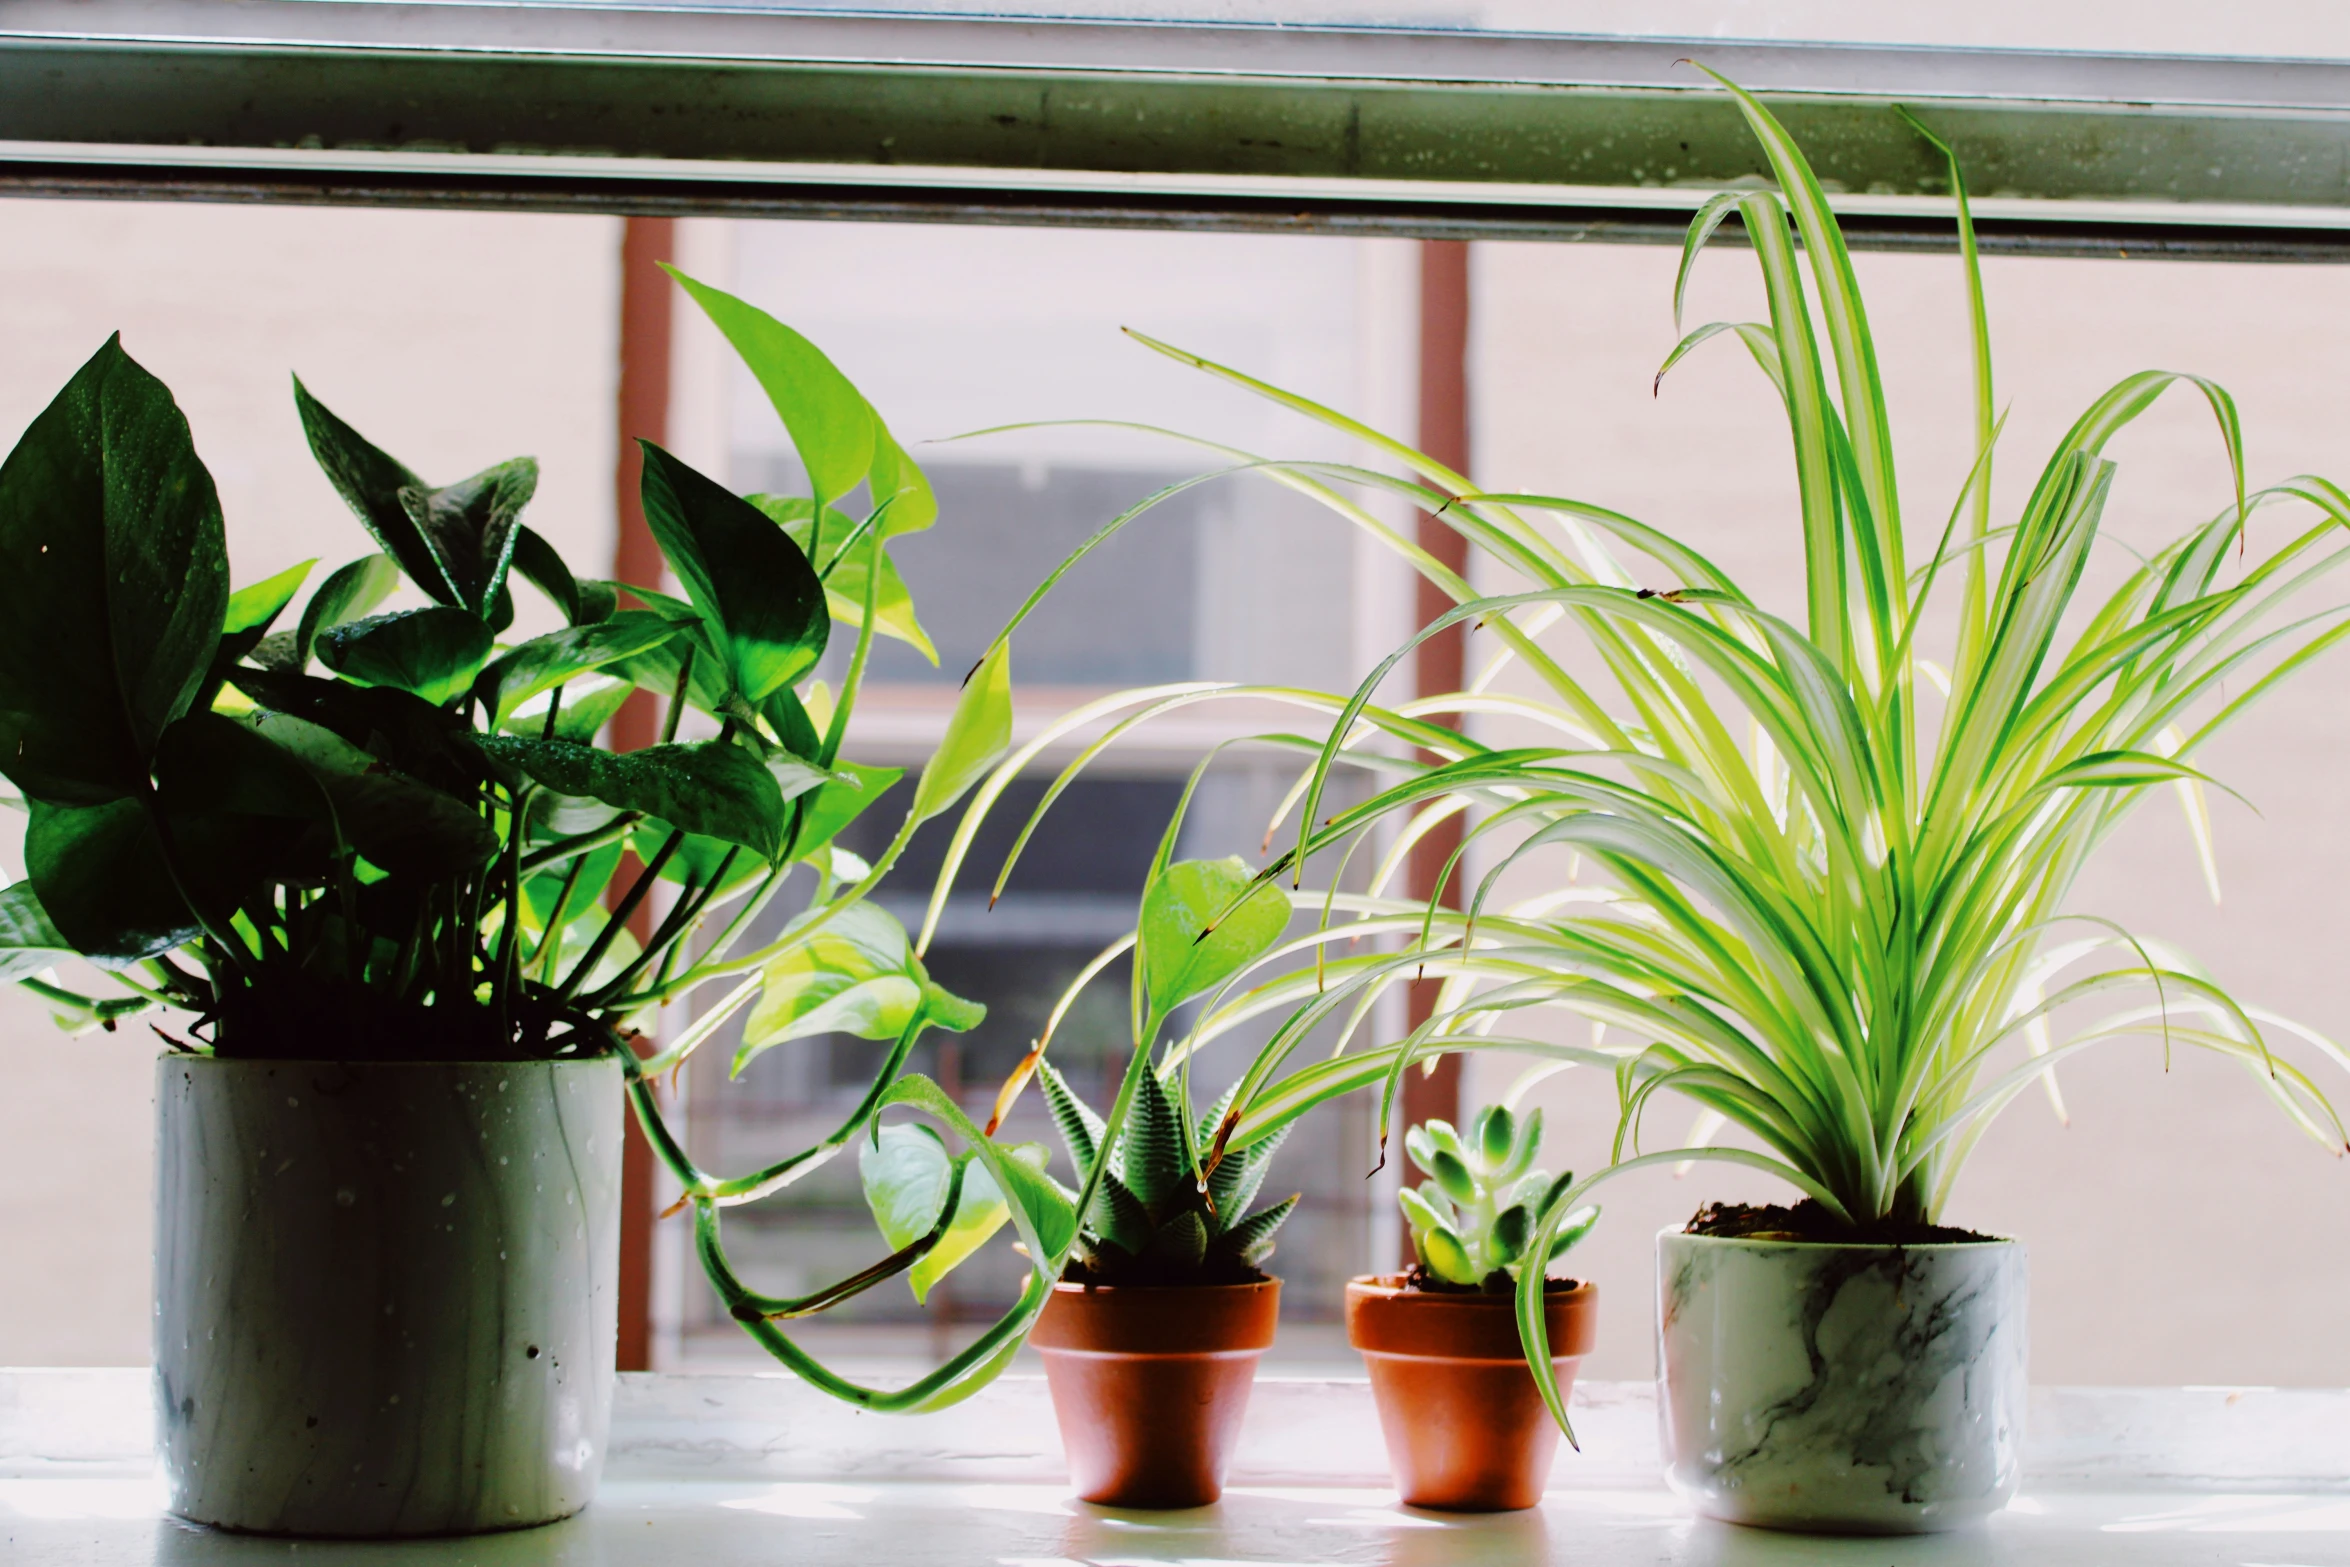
154;1055;621;1536
1656;1228;2027;1533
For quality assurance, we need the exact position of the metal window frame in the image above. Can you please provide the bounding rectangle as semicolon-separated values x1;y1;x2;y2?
11;3;2350;258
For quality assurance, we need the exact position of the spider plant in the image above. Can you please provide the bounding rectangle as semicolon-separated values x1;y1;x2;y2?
908;70;2350;1440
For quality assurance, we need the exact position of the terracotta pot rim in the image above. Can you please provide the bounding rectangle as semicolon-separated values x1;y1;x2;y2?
1657;1226;2019;1254
168;1056;615;1073
1048;1278;1279;1295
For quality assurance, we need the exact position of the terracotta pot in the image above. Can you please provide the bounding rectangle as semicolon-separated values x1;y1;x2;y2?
1029;1278;1281;1507
1345;1273;1598;1512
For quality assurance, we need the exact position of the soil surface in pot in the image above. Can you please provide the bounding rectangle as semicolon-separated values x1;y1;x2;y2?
1685;1199;2002;1246
1400;1264;1584;1296
1060;1257;1269;1288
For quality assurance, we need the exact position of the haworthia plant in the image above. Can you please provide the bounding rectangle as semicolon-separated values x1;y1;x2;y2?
1038;1058;1297;1286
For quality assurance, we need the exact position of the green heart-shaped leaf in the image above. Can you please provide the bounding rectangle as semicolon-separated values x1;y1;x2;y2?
482;736;793;860
1139;856;1292;1022
0;336;228;805
638;442;828;706
317;607;495;706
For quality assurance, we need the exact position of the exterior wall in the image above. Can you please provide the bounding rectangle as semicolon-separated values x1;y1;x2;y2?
1471;238;2350;1385
0;199;620;1365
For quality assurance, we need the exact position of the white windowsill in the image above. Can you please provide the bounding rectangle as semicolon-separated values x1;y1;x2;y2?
6;1369;2348;1562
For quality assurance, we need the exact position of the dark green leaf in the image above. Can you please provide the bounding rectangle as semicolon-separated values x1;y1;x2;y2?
223;667;487;797
294;378;446;600
294;554;401;669
476;610;689;729
398;458;535;618
0;336;228;803
1037;1058;1103;1174
509;525;614;626
1119;1066;1186;1212
761;686;824;760
481;736;787;859
293;379;535;617
637;441;828;705
1216;1194;1296;1267
26;797;194;962
317;608;495;706
153;711;340;897
229;709;497;881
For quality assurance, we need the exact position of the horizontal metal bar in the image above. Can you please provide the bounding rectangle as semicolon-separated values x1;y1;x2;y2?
12;151;2350;263
8;4;2350;242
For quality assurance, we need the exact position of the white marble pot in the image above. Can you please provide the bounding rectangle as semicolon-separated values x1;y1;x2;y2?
154;1055;622;1537
1656;1228;2026;1534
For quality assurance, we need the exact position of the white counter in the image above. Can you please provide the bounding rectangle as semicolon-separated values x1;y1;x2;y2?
7;1369;2348;1564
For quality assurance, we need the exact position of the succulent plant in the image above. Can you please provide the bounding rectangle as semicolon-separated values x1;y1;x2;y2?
1399;1105;1598;1290
1039;1057;1296;1286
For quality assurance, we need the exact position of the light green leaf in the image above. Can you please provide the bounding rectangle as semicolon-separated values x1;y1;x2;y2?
858;1124;1052;1303
666;268;875;507
738;900;983;1073
909;640;1011;825
752;495;938;663
1139;855;1291;1022
0;880;74;981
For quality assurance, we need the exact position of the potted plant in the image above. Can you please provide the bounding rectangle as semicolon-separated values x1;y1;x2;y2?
0;273;1051;1534
913;71;2350;1534
854;853;1298;1508
1347;1105;1598;1512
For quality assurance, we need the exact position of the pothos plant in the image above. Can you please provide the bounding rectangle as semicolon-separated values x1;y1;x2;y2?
892;69;2350;1441
0;272;1113;1411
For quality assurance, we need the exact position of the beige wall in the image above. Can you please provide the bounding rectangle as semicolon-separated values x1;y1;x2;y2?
0;199;620;1365
1472;239;2350;1384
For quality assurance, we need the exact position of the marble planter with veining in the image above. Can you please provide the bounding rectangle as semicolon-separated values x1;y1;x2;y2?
1656;1228;2026;1533
154;1055;621;1537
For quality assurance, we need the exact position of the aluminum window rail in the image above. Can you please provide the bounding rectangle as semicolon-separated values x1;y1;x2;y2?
12;2;2350;257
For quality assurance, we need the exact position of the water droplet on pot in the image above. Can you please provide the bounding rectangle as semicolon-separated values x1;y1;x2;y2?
441;1192;456;1207
335;1187;356;1208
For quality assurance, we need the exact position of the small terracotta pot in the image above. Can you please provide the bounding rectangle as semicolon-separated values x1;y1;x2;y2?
1345;1273;1598;1512
1029;1278;1280;1508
